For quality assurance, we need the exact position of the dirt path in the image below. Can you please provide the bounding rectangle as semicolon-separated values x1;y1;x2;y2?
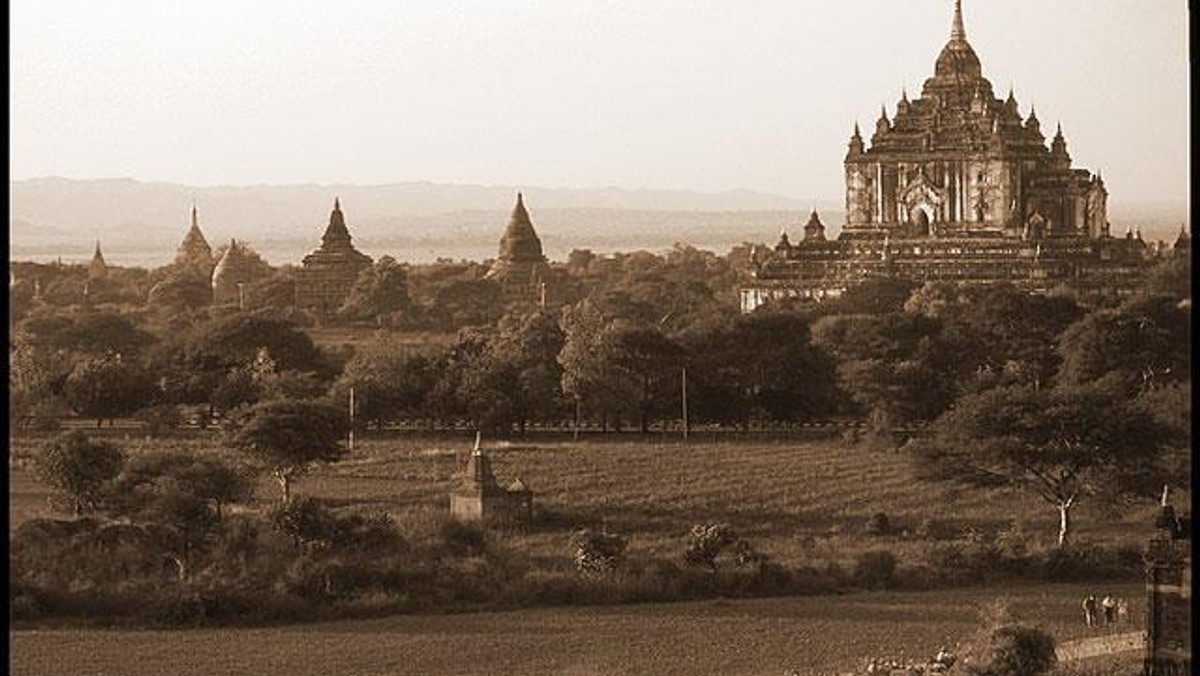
1056;630;1145;662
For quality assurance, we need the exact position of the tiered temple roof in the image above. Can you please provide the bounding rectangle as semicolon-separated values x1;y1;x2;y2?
295;198;373;313
175;205;216;271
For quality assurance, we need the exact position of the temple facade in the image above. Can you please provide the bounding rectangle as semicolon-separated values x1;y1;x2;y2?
486;192;551;304
741;1;1158;312
295;198;373;314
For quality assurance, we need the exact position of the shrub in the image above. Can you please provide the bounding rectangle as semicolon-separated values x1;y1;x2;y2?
134;404;183;436
269;497;336;549
569;529;628;573
439;519;486;557
865;512;892;536
916;517;955;540
683;523;739;570
966;624;1057;676
994;520;1029;558
853;550;898;590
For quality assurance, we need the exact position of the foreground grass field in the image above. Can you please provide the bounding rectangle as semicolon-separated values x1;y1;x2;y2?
9;583;1145;676
9;431;1168;571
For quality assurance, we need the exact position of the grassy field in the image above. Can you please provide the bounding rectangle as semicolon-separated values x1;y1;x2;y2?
8;431;1170;571
9;583;1146;676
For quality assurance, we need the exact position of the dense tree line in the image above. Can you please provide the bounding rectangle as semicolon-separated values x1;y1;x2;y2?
9;251;1190;440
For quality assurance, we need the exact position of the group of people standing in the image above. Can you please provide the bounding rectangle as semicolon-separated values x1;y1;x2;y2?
1082;594;1129;628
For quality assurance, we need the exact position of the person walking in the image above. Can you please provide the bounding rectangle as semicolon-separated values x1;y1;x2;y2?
1083;594;1098;627
1101;595;1117;626
1116;597;1129;625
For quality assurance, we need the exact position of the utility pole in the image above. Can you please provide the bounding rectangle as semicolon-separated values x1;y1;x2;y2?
681;366;689;443
348;386;355;451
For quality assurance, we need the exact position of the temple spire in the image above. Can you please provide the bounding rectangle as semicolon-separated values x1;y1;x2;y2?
951;0;966;41
320;197;353;249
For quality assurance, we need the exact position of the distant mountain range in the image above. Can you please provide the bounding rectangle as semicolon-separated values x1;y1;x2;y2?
8;178;1187;268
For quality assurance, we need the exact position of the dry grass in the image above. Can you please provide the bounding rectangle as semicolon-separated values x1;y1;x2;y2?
10;431;1169;570
8;583;1146;676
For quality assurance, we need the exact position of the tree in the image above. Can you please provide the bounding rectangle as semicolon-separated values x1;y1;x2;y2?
34;431;123;515
147;272;213;314
914;382;1179;546
1059;293;1190;396
337;256;413;324
941;285;1084;391
558;300;630;433
812;312;963;428
19;311;156;358
229;399;348;502
104;452;256;580
63;355;158;426
608;326;684;433
487;310;567;433
331;338;435;429
820;277;918;316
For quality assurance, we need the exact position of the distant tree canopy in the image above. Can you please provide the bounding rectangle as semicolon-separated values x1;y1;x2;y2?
338;256;414;324
682;310;838;428
147;313;329;409
1059;293;1191;396
63;355;159;426
19;310;156;358
331;337;436;429
812;312;963;427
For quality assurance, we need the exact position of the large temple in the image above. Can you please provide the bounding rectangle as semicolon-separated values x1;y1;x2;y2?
295;198;373;313
741;0;1156;312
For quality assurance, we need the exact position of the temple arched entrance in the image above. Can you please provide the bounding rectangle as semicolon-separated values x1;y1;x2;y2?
910;206;932;236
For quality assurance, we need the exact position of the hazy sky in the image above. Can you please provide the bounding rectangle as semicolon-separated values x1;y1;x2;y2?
10;0;1189;205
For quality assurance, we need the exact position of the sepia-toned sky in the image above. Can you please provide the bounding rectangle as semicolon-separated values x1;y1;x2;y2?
9;0;1189;205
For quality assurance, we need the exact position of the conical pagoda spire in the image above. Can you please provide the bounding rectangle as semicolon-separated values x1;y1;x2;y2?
951;0;966;41
89;240;108;281
320;196;354;250
497;191;544;263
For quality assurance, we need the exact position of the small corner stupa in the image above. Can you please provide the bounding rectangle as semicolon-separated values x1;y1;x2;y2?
449;432;533;523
